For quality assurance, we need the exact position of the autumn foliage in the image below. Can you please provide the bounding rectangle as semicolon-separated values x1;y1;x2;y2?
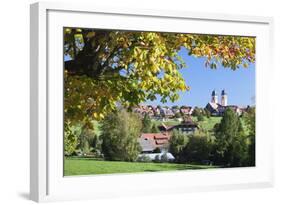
64;28;255;126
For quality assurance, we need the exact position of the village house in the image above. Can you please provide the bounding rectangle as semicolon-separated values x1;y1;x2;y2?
133;105;154;117
160;107;174;118
138;132;175;161
138;132;170;153
133;104;195;119
180;106;193;116
158;117;198;134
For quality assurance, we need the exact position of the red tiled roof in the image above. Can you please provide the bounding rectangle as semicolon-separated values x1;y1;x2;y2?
154;135;169;140
140;133;170;149
155;139;168;145
141;133;170;139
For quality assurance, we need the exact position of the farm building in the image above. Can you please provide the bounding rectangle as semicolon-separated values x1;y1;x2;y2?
158;118;198;134
138;133;171;153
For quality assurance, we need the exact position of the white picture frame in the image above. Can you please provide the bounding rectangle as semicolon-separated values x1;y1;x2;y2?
30;2;274;202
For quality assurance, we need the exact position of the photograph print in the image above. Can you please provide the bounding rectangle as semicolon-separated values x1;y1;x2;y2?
63;28;256;176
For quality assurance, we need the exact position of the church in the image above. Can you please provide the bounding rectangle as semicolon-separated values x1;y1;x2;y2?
205;90;242;116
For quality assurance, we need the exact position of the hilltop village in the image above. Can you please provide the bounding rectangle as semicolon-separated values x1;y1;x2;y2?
133;90;252;161
133;90;249;120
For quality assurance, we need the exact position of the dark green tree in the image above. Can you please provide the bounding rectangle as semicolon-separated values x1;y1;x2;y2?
174;112;182;118
151;123;160;133
169;130;189;162
192;107;201;117
197;114;204;122
101;110;142;161
204;108;211;118
142;113;152;133
244;107;255;166
244;107;255;136
214;108;248;167
182;133;212;163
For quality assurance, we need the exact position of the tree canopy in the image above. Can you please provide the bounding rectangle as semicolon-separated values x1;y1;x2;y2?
100;110;142;161
64;28;255;124
214;108;248;166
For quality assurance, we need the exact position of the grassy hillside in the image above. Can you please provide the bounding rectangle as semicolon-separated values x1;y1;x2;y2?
194;116;222;132
152;117;222;132
94;117;222;136
151;119;181;127
64;157;217;176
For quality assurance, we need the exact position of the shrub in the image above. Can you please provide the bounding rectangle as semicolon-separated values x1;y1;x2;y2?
64;122;79;156
137;155;152;162
182;133;212;163
160;153;169;162
192;107;201;117
169;130;189;161
88;134;102;154
153;147;161;153
169;129;213;163
142;113;152;133
151;123;160;133
197;114;204;121
174;112;182;118
154;154;161;163
204;109;211;118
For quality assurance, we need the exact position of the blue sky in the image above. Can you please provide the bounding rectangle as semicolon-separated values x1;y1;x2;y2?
146;48;255;108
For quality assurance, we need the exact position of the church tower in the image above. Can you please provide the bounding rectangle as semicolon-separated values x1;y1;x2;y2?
211;90;218;104
221;89;227;106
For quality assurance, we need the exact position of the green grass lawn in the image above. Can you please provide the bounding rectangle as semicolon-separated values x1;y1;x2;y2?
64;157;216;176
151;119;181;127
195;116;222;131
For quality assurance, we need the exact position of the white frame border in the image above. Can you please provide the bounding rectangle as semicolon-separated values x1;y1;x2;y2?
30;2;274;202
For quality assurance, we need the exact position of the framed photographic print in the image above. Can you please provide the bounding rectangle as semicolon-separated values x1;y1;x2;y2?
30;2;274;202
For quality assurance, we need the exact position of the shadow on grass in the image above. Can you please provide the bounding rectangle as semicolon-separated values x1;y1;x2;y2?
153;163;214;170
66;157;103;161
144;169;161;172
173;164;210;170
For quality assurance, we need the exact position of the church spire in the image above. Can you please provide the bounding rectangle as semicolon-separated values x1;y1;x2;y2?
221;89;227;106
211;90;218;104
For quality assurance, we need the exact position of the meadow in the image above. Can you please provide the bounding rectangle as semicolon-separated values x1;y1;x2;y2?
94;116;223;136
64;157;217;176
